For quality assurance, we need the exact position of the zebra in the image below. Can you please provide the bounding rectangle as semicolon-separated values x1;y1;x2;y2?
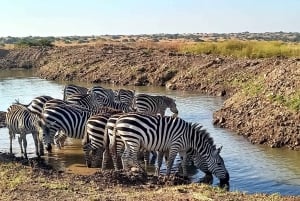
133;93;179;117
37;103;122;153
132;93;179;164
111;112;230;189
102;112;153;171
63;84;88;101
114;89;135;104
96;99;134;113
66;93;104;108
5;104;44;158
102;113;126;170
47;94;108;148
82;111;123;168
25;95;55;114
88;86;115;102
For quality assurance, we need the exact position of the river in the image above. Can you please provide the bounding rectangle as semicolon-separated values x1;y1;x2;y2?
0;69;300;195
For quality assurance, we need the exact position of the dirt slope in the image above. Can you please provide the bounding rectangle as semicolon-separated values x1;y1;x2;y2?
0;44;299;150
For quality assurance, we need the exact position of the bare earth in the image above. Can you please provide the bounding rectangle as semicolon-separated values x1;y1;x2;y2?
0;153;299;201
0;44;299;150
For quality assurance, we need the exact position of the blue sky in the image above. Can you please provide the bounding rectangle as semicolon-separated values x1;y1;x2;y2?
0;0;299;37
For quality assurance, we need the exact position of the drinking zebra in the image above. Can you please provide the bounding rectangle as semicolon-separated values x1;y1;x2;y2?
133;94;179;117
102;113;153;171
82;112;123;168
38;103;122;152
5;104;44;158
102;113;126;170
132;93;179;164
111;112;230;189
63;84;88;101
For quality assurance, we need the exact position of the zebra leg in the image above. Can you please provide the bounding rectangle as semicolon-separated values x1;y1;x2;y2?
166;150;177;177
155;151;164;176
179;151;188;178
121;145;130;171
38;132;44;156
110;143;119;170
18;135;24;154
150;151;157;165
21;134;28;159
9;130;14;154
199;172;213;185
83;143;92;168
143;150;149;172
102;148;110;169
132;147;145;173
32;132;40;157
93;148;103;168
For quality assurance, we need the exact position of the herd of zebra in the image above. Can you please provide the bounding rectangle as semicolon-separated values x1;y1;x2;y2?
5;84;230;189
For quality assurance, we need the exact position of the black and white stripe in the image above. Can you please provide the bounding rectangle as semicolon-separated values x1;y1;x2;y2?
17;95;54;115
112;112;229;188
88;86;115;102
63;84;88;101
38;103;121;152
5;104;44;158
114;89;135;104
133;94;179;116
82;111;122;168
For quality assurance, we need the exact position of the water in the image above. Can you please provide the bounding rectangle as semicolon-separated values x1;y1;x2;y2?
1;70;300;195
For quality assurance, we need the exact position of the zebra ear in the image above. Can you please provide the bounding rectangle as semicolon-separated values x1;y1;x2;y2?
217;146;223;154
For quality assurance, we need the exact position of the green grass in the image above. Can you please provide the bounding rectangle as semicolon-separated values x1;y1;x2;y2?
268;91;300;111
181;40;300;58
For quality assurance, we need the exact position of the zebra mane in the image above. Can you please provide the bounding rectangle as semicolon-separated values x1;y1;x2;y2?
54;103;123;115
161;96;175;105
13;99;30;107
191;122;216;150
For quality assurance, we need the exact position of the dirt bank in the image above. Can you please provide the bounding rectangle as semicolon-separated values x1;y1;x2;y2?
1;152;299;201
0;44;299;149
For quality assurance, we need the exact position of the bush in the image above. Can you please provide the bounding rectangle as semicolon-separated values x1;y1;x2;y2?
15;38;53;47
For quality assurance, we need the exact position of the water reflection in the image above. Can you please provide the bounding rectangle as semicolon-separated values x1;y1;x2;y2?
0;71;300;195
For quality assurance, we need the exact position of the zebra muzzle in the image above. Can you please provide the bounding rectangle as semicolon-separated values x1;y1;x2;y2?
46;143;52;153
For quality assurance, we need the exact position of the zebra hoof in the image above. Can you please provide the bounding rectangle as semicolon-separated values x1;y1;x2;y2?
86;161;92;168
198;175;213;185
46;144;52;153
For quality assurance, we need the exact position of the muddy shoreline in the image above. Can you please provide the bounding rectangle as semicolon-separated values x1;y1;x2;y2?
0;44;299;150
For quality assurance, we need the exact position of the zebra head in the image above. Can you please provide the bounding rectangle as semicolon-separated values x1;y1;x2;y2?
192;125;229;190
164;96;179;116
37;118;56;153
206;146;230;190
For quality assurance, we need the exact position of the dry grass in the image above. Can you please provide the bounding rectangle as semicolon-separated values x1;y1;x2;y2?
0;160;299;201
181;40;300;58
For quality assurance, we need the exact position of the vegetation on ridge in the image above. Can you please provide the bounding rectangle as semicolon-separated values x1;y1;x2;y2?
181;40;300;58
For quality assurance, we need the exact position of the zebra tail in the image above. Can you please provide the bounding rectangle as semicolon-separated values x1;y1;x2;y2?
82;123;90;146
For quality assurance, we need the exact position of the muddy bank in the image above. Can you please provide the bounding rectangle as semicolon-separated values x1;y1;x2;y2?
1;153;299;201
0;47;50;69
0;44;299;150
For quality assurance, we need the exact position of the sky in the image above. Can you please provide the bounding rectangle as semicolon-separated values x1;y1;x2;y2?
0;0;299;37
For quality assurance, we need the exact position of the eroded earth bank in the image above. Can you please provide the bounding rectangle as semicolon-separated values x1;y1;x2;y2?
0;44;299;150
